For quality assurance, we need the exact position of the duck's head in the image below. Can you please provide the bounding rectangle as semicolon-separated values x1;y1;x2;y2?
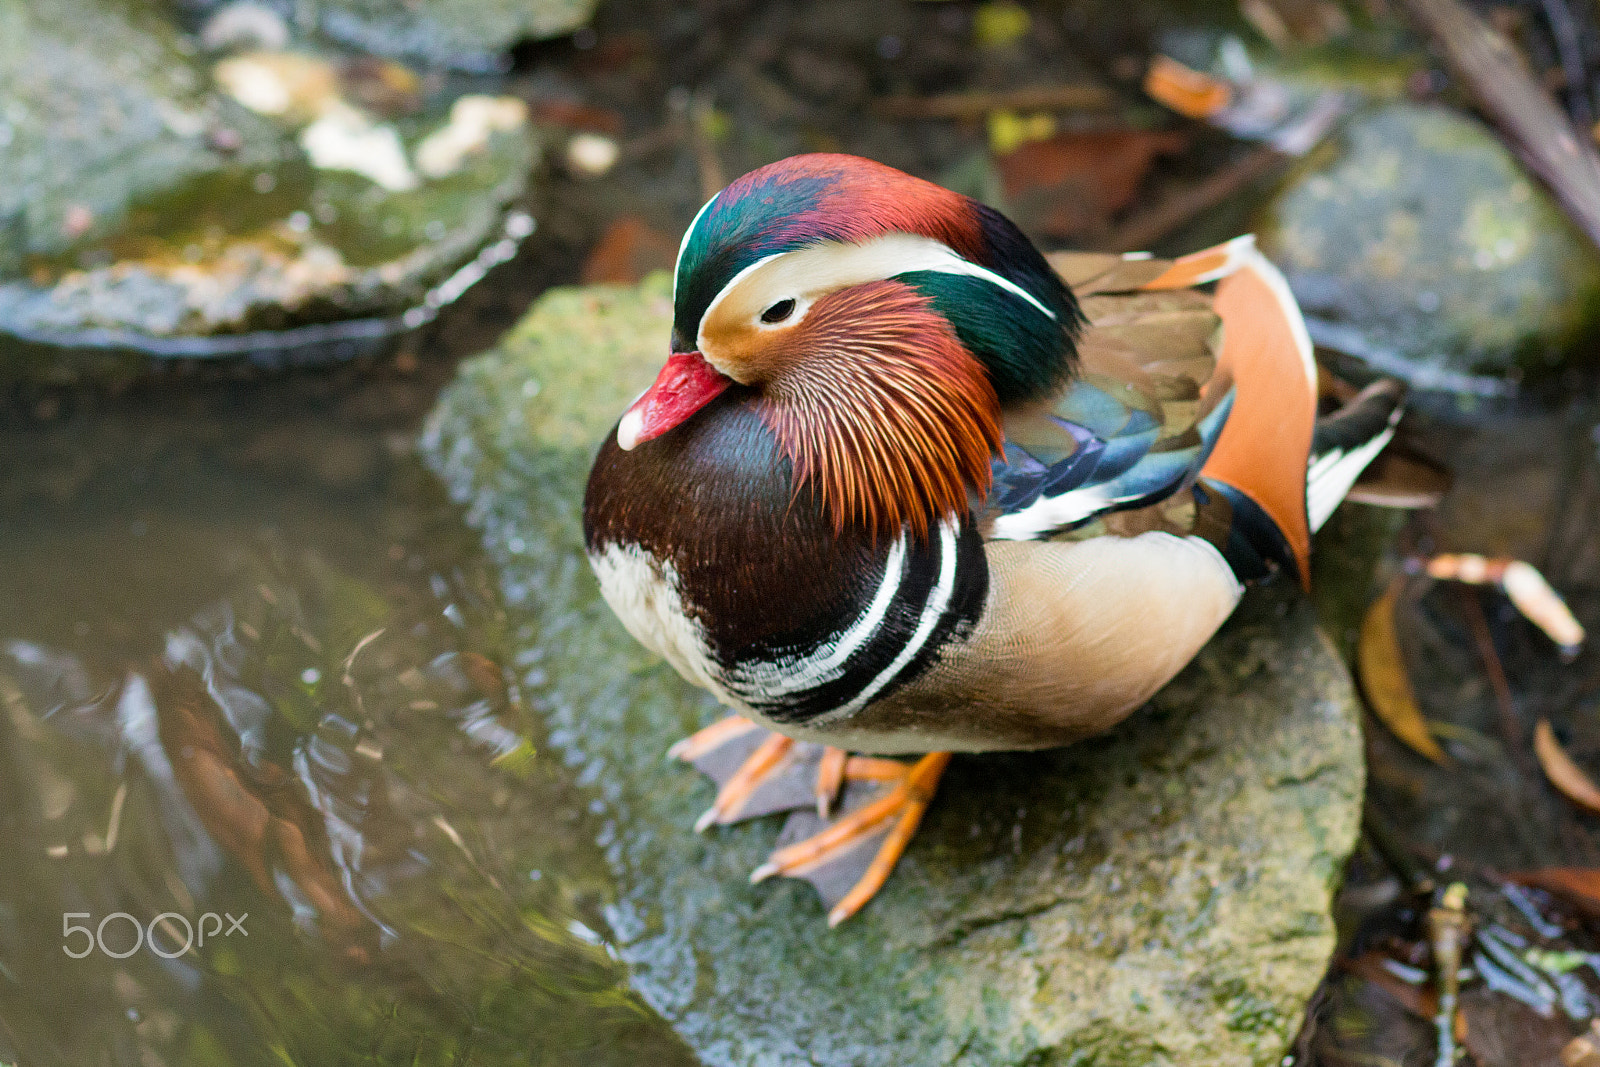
616;154;1083;540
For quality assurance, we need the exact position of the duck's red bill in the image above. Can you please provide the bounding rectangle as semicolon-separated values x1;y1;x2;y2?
616;351;732;450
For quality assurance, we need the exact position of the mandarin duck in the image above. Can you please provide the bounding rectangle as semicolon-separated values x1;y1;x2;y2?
583;153;1403;926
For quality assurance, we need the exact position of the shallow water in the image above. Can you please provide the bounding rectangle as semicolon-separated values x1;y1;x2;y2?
0;332;696;1065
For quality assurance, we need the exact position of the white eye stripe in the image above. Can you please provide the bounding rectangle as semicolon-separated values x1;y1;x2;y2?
694;233;1057;352
672;191;721;302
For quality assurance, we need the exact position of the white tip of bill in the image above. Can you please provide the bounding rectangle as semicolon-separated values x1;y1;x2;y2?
617;407;645;451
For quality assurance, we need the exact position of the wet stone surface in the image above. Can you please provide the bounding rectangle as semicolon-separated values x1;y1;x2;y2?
1260;102;1600;398
420;276;1367;1067
0;0;541;381
309;0;601;73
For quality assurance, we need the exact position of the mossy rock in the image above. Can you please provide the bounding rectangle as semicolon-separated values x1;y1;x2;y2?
1260;102;1600;395
419;275;1366;1066
311;0;598;73
0;0;538;381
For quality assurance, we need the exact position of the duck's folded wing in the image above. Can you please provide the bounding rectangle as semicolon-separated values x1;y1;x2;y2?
987;248;1239;542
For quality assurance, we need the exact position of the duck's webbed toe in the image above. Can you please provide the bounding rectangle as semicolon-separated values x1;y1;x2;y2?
670;715;848;829
671;717;951;925
751;751;950;926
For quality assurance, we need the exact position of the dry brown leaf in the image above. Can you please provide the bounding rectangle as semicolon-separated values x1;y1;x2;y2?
994;129;1187;239
1345;447;1451;510
582;216;679;285
1565;1023;1600;1067
1535;718;1600;814
1357;578;1449;764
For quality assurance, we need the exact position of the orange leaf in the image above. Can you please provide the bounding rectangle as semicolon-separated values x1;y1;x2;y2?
1535;718;1600;814
1143;55;1232;119
1358;578;1449;764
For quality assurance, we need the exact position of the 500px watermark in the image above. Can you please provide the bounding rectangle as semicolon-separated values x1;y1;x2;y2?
62;911;247;959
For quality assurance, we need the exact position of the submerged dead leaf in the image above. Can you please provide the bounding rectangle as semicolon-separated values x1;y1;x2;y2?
1346;447;1451;510
1339;951;1438;1019
1511;868;1600;919
1358;578;1449;764
1535;718;1600;815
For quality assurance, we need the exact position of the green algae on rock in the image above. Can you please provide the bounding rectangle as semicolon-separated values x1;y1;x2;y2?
1259;102;1600;395
0;0;539;381
419;275;1367;1067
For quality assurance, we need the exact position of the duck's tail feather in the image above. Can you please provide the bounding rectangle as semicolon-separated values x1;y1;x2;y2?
1307;378;1406;533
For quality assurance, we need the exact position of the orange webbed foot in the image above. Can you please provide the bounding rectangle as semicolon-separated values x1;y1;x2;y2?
669;715;848;829
754;751;951;927
669;717;952;925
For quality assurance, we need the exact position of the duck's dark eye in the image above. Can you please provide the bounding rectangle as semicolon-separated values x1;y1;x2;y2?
760;298;796;324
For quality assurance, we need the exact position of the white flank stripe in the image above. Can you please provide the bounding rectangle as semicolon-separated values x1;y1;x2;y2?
734;534;908;695
1307;426;1395;533
988;483;1117;541
815;517;960;722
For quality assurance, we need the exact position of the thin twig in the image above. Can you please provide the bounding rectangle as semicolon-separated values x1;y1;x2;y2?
1540;0;1593;126
873;83;1115;120
1400;0;1600;250
687;93;725;202
1457;585;1520;753
1101;146;1283;252
342;627;385;721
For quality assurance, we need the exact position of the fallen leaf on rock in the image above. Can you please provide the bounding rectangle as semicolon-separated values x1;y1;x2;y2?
1535;718;1600;814
995;129;1187;239
301;106;418;191
415;95;529;180
341;56;423;117
582;216;679;284
214;50;340;123
1358;578;1449;764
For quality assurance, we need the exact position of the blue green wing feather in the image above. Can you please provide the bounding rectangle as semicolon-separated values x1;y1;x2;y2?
987;280;1233;541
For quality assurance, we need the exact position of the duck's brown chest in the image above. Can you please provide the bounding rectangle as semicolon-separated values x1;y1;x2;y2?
582;393;988;728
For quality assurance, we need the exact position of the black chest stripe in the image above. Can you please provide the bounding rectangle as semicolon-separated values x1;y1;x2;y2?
724;515;987;725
